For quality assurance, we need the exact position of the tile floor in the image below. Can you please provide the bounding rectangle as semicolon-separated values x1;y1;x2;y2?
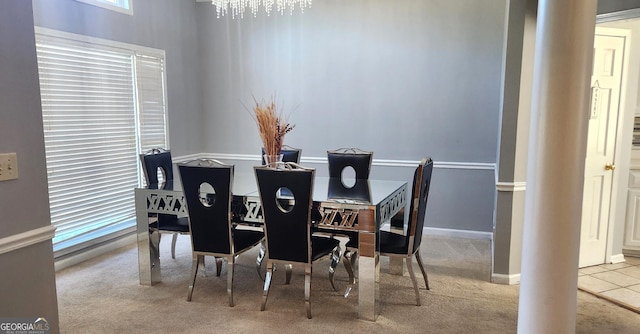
578;255;640;312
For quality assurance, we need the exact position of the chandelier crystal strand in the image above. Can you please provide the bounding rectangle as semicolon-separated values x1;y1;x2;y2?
252;0;262;17
211;0;312;18
263;0;274;16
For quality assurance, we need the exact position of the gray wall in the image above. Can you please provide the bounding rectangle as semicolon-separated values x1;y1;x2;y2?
32;0;204;156
0;0;59;331
196;0;507;232
3;0;640;328
29;0;507;233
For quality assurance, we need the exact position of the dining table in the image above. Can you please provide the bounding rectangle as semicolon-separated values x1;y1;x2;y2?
134;172;408;321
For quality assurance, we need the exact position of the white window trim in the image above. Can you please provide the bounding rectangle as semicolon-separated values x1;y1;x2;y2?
34;27;164;68
34;26;168;255
75;0;134;16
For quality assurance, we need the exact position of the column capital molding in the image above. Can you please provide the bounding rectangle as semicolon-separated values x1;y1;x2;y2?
496;181;527;192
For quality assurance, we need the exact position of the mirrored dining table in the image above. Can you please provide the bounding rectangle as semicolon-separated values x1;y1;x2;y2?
134;173;407;321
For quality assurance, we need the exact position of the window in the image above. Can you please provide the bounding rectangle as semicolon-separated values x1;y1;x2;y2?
75;0;133;15
34;27;167;254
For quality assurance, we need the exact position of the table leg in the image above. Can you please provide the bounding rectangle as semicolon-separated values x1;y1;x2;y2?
136;191;161;285
389;224;406;275
389;206;408;276
358;230;379;321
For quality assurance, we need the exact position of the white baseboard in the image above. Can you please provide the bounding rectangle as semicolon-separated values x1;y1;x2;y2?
424;227;493;240
623;248;640;257
610;253;626;264
492;273;521;285
54;234;136;272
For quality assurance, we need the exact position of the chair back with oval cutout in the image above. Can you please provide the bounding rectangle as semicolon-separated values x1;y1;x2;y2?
326;148;372;202
255;163;314;264
140;148;174;187
179;159;234;255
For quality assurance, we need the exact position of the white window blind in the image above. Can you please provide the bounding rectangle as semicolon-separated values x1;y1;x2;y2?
35;29;167;251
136;54;168;154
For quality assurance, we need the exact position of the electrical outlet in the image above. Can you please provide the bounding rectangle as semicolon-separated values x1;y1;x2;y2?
0;153;18;181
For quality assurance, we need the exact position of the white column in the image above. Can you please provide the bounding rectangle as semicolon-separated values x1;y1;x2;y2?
518;1;597;333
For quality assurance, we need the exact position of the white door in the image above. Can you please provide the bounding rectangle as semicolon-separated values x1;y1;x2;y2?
579;28;626;268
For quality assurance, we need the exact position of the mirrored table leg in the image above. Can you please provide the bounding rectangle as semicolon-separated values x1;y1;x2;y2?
137;219;161;285
136;191;161;285
389;224;406;275
358;230;379;321
389;207;408;275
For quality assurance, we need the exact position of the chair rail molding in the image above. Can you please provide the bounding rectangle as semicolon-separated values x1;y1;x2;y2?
496;181;527;192
0;225;56;255
176;153;496;171
596;8;640;23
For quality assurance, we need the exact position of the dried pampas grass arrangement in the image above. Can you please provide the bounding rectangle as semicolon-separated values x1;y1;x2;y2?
251;97;295;159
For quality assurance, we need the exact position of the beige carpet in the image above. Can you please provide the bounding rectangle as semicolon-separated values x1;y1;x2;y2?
55;235;640;333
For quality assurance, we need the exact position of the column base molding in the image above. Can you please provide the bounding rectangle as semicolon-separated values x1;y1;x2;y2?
492;273;521;285
610;253;626;264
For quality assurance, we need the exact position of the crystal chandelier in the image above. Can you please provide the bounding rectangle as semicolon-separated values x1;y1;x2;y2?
211;0;312;18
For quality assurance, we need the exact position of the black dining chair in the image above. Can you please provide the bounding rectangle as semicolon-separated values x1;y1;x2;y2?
261;145;302;165
256;145;302;277
327;147;373;180
325;147;373;290
255;162;341;319
380;157;433;306
179;159;264;307
139;148;189;259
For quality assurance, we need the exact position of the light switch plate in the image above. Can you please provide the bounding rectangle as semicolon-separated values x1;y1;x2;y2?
0;153;18;181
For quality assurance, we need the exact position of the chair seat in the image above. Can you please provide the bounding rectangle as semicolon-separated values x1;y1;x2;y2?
233;229;264;252
151;216;190;233
313;226;359;246
316;226;357;247
379;230;409;255
311;236;341;262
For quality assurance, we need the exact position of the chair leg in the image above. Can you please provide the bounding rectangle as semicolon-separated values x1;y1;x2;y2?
199;257;207;277
329;245;341;291
344;249;358;279
351;249;358;274
305;264;312;319
215;257;223;277
406;256;421;306
171;233;178;259
342;249;356;298
285;264;293;285
256;239;266;280
227;255;235;307
415;249;429;290
261;261;274;311
187;254;202;301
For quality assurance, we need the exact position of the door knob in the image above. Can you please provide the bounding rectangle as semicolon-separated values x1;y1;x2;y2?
605;163;616;171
